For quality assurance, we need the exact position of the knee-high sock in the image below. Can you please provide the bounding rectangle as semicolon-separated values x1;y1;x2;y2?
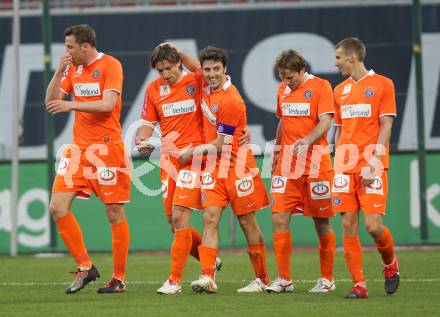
169;228;192;283
343;235;365;284
56;211;92;269
318;229;336;281
273;232;292;281
189;226;202;261
247;244;270;284
198;245;217;278
111;220;130;281
374;226;395;265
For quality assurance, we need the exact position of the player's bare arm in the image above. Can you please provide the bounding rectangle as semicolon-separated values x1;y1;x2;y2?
179;134;227;165
291;113;332;155
272;120;283;172
176;48;200;72
46;90;119;114
45;52;73;103
361;115;394;186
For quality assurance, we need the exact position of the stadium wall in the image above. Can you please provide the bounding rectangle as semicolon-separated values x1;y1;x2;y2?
1;154;440;253
1;3;440;160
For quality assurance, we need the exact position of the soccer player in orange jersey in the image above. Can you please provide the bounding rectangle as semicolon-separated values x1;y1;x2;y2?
45;25;130;294
135;44;222;294
333;37;400;299
265;50;337;294
177;46;271;294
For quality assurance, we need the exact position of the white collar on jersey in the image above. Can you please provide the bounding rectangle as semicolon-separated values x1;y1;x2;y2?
203;75;232;95
86;52;104;67
350;69;375;83
283;73;314;94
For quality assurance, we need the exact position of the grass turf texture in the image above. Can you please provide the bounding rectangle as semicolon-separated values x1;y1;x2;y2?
1;249;438;316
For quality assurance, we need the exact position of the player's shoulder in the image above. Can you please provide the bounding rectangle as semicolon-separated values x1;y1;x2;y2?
370;72;394;87
334;77;351;93
278;82;287;95
100;53;121;67
225;84;245;104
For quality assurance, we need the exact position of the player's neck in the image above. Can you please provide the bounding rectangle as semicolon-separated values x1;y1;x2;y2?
83;50;99;66
350;63;369;82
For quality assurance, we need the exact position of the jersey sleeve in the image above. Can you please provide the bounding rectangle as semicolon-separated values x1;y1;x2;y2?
59;65;73;95
141;85;159;123
333;87;342;126
276;84;283;119
103;57;123;94
318;80;335;116
379;78;397;117
216;97;245;136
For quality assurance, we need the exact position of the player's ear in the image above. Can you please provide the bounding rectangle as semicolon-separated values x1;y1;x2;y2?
224;66;227;74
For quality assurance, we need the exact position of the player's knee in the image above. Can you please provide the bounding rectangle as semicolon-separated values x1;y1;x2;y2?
105;204;125;224
49;200;68;220
203;212;219;229
314;220;330;236
238;213;257;230
365;223;382;238
272;213;289;232
171;207;186;228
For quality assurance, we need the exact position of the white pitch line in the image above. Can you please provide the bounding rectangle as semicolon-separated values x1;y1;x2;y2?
1;278;439;287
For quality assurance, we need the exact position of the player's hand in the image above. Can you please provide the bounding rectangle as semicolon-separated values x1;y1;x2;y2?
179;147;194;165
360;163;375;186
135;137;155;158
56;52;73;75
291;138;310;155
46;100;72;114
238;126;251;146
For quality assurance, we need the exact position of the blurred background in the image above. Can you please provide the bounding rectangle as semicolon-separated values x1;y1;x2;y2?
0;0;439;254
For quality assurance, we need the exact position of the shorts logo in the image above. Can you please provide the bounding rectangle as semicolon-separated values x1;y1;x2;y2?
365;176;384;195
186;85;195;96
365;87;374;97
304;89;312;99
97;167;117;185
332;196;341;206
201;172;215;190
162;179;168;198
176;170;196;189
332;174;350;193
160;85;170;96
201;191;206;202
211;103;219;113
310;181;331;200
56;157;70;176
235;177;254;197
270;176;287;194
93;69;101;79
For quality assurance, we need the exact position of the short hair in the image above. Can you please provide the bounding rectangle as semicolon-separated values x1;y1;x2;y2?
335;37;366;62
150;44;182;70
199;46;228;68
274;49;307;73
64;24;96;47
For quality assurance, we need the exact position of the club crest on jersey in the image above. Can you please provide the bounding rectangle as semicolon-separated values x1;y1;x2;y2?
270;176;287;194
160;85;171;96
162;179;168;198
211;103;219;113
365;176;384;195
342;83;352;95
201;172;215;190
332;174;350;193
304;89;313;99
176;170;196;189
235;177;254;197
310;181;331;200
186;85;195;96
97;167;117;185
93;69;101;79
365;87;375;98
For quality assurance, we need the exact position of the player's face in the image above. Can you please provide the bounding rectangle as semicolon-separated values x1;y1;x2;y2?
335;47;353;77
65;35;86;66
155;60;182;85
279;69;305;90
202;60;227;91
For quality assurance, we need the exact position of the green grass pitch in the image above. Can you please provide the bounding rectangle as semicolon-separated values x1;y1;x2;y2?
1;249;438;316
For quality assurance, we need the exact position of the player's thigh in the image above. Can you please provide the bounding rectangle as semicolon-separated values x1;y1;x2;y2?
49;192;77;219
